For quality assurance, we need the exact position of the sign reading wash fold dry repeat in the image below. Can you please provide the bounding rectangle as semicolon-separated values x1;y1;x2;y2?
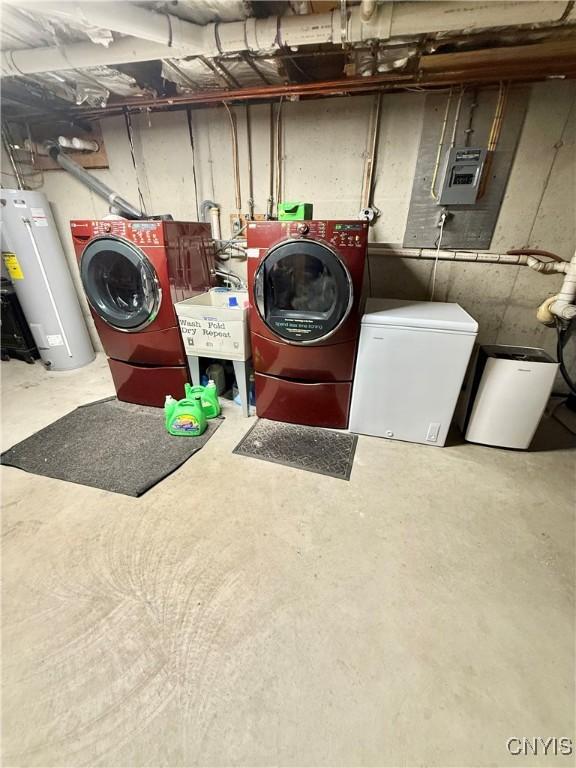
175;289;251;362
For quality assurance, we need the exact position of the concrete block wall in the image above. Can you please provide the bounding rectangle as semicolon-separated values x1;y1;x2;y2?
5;80;574;375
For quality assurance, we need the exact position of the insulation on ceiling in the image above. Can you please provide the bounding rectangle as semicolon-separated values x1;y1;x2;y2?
1;4;110;49
27;67;151;106
148;0;252;24
162;56;285;92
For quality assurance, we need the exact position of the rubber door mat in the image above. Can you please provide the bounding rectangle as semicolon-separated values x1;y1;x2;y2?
1;397;222;497
233;418;357;480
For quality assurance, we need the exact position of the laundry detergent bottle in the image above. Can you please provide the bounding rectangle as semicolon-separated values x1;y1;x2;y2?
164;393;207;437
184;381;221;419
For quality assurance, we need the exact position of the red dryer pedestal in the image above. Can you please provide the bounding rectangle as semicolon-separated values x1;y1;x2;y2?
71;219;214;407
247;220;368;429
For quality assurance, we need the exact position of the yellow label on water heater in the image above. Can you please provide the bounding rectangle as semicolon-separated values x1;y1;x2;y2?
2;252;24;280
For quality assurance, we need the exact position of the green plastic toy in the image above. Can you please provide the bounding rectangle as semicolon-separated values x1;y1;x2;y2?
164;392;207;437
185;381;221;419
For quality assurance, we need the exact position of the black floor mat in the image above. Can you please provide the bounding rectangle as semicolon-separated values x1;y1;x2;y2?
233;418;357;480
1;397;222;497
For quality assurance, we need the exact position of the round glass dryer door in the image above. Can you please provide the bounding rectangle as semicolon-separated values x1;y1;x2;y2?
254;239;353;343
80;237;161;331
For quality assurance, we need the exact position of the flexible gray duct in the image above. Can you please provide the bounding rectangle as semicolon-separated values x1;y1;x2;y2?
47;142;144;220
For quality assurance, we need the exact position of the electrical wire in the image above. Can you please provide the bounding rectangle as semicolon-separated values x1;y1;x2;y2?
124;110;147;216
430;88;453;200
223;102;242;217
361;92;382;211
275;97;284;216
186;107;200;220
366;251;373;296
556;319;576;395
449;86;465;149
430;213;447;301
464;88;478;147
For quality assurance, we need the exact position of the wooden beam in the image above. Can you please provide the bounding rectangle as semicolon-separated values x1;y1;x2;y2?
421;38;576;73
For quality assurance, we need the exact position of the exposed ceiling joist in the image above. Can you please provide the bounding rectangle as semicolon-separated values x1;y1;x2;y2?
1;1;575;122
69;38;576;120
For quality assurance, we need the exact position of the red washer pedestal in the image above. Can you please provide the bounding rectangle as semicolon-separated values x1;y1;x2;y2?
108;359;189;407
255;372;352;429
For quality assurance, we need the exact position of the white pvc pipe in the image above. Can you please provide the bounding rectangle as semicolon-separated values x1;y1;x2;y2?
369;245;530;265
1;38;187;77
551;250;576;321
209;207;222;241
523;252;576;322
360;0;377;23
526;256;569;274
71;137;99;152
1;0;569;76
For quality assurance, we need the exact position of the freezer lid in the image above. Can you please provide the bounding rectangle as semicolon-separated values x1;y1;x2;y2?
362;298;478;333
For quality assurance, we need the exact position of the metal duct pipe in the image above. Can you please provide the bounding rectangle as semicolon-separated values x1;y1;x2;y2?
47;143;144;220
2;1;570;76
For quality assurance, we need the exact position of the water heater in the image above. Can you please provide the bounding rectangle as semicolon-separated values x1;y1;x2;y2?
1;189;94;371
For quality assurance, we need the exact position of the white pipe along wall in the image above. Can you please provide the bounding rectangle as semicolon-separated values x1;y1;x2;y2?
527;250;576;323
1;1;572;75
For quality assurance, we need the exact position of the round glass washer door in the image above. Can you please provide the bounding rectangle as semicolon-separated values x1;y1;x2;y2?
80;237;161;331
254;239;353;344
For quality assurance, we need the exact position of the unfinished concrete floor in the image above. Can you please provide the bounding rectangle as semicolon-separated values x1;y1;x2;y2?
2;354;575;767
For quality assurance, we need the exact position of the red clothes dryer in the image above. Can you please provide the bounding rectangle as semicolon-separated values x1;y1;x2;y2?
70;219;214;407
247;220;368;429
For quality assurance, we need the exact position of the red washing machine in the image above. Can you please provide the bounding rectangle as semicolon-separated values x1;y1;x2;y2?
71;219;214;407
247;220;369;429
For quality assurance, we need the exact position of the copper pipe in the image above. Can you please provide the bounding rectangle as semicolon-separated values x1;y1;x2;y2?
478;81;509;199
245;104;254;218
71;66;576;121
267;103;274;219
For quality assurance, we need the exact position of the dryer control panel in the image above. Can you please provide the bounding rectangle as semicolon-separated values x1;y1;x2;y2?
247;220;369;253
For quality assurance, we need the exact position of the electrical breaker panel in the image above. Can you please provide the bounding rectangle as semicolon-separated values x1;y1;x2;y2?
438;147;487;206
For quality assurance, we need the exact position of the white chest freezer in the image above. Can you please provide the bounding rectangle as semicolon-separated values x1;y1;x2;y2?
349;299;478;446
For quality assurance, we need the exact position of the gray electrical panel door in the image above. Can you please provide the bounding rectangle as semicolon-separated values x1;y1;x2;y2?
438;147;487;206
